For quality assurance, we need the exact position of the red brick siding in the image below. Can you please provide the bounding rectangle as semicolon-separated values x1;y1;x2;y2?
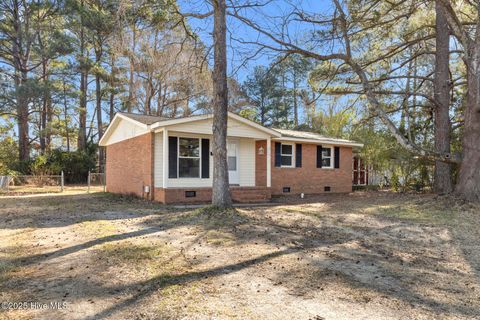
270;144;352;195
154;187;271;204
105;133;154;199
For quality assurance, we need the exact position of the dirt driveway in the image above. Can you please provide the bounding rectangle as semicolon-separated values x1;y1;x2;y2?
1;191;479;319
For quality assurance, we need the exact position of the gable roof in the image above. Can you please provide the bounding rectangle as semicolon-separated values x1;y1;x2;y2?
273;128;364;147
100;111;363;147
118;112;168;125
149;112;281;138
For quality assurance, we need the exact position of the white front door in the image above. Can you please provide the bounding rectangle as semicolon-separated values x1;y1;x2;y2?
227;140;239;185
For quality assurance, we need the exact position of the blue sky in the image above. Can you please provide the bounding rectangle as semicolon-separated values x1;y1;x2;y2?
178;0;334;82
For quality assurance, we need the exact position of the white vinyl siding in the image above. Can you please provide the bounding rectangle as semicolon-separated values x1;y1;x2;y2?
108;119;148;145
154;132;163;188
166;117;271;139
155;133;256;188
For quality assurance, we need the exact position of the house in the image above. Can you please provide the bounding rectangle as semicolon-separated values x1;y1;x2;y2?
99;112;363;204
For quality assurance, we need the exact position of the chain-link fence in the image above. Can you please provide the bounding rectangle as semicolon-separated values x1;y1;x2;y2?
88;171;106;193
0;171;107;195
0;176;13;191
1;172;64;194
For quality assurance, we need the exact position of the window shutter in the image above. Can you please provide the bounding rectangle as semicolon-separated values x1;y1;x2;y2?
168;137;177;178
201;139;210;178
275;142;281;167
316;145;322;168
295;144;302;167
334;146;340;169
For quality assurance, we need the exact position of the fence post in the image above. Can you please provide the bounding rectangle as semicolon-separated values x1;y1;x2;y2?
87;170;90;194
61;171;64;192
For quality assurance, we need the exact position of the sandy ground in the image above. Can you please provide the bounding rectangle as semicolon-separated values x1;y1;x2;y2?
0;191;479;320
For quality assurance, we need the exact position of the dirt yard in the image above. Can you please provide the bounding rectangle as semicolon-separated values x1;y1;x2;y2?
1;191;479;320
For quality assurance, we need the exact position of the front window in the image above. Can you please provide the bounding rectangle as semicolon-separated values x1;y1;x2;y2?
178;138;200;178
322;147;333;168
281;144;293;167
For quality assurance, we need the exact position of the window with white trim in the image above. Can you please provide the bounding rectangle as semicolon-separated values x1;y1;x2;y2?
281;143;294;167
322;147;333;168
178;137;200;178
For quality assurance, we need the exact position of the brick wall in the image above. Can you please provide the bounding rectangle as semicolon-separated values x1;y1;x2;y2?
105;133;154;199
154;187;271;204
270;144;352;195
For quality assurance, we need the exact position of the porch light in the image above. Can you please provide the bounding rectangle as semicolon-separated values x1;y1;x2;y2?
258;146;265;155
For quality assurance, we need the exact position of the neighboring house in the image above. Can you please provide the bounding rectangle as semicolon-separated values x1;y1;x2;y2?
99;112;363;204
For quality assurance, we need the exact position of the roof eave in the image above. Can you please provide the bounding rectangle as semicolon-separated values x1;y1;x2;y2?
99;113;149;146
273;136;364;147
151;112;282;138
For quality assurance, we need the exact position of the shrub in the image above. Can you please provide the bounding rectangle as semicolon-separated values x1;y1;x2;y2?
47;147;97;183
391;171;400;192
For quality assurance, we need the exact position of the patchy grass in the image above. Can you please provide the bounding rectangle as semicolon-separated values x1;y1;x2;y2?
75;219;119;238
0;191;479;320
0;185;105;196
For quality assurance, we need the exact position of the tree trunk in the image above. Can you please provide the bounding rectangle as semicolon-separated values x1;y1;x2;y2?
433;2;453;194
145;77;153;115
95;49;104;172
11;0;30;161
77;0;87;151
293;70;298;128
211;0;232;208
46;86;52;150
16;71;30;162
109;54;116;120
455;55;480;201
127;24;136;113
63;79;70;152
40;60;47;153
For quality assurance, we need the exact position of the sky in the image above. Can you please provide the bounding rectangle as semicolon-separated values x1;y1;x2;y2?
178;0;334;83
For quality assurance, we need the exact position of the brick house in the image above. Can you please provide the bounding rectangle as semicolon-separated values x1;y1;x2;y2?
99;112;363;204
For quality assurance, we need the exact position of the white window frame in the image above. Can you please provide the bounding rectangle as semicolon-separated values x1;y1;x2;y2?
177;137;201;178
321;146;334;169
280;143;295;168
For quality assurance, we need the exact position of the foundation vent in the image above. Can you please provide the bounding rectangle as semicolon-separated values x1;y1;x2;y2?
185;191;196;198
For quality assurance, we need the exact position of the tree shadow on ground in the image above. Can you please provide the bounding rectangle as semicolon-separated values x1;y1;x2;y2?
0;192;180;230
2;192;479;319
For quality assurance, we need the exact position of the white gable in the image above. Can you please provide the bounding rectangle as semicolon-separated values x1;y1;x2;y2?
164;116;272;139
99;117;148;146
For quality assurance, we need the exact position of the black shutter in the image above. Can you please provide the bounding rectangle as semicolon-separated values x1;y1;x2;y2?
295;144;302;167
201;139;210;178
275;142;281;167
334;146;340;169
168;137;177;178
316;145;323;168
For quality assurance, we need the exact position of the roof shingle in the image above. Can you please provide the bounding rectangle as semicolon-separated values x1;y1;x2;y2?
116;112;361;146
118;112;168;125
273;128;359;145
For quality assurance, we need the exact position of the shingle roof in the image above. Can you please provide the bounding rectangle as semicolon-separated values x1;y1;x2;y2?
118;112;168;125
117;112;361;146
273;128;360;145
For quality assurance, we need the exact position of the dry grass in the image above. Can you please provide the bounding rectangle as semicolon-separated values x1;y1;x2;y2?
0;185;105;197
0;191;479;319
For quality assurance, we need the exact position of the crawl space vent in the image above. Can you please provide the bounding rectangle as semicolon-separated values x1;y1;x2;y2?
185;191;196;198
